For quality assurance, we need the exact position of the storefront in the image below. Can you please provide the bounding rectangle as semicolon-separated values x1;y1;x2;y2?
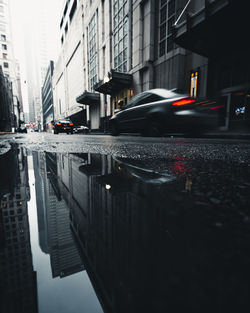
173;0;250;131
76;91;100;130
94;70;133;116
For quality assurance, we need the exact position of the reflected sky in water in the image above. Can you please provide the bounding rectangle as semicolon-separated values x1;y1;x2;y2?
0;146;250;313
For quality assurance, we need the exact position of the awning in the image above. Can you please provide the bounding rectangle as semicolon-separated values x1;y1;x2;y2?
68;109;86;125
94;70;133;95
76;91;100;105
173;0;249;57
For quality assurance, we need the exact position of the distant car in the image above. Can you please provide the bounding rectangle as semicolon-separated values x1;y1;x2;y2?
53;119;74;134
109;89;220;136
74;125;89;134
17;125;27;133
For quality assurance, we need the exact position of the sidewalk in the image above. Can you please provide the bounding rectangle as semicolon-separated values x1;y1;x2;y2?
0;132;15;135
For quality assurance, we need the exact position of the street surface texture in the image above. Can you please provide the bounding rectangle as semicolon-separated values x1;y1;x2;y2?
1;132;250;161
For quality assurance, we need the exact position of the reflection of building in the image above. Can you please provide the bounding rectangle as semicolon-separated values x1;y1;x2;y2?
33;151;84;278
33;151;49;254
0;146;38;313
56;152;250;312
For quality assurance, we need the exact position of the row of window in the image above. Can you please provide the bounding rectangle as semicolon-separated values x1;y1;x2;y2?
2;208;23;216
60;0;77;44
4;216;24;224
2;200;23;208
62;0;176;91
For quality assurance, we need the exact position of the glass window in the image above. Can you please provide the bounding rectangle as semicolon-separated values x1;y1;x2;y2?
113;0;128;72
3;62;8;68
159;0;176;57
88;13;98;91
0;23;5;31
1;34;6;41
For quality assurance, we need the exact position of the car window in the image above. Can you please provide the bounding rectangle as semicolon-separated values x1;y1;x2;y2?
124;92;148;109
136;94;162;106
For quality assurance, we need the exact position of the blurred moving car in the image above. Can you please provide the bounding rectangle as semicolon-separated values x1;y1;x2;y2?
53;119;74;134
109;89;220;136
73;125;89;134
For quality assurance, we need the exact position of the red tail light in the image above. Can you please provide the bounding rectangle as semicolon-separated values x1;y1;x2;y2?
69;123;73;126
172;98;195;106
57;122;61;125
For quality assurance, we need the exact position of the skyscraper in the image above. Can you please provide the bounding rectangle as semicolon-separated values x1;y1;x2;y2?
0;0;23;130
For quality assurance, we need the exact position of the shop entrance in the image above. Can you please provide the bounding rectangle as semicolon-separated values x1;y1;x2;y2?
229;91;250;131
219;88;250;131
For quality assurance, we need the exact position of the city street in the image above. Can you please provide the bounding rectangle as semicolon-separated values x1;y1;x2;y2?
1;0;250;312
1;132;250;312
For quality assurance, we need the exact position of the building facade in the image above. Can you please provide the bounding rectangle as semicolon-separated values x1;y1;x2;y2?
0;65;13;131
174;0;250;131
53;0;87;127
41;61;54;132
0;0;23;131
52;0;208;132
55;0;246;132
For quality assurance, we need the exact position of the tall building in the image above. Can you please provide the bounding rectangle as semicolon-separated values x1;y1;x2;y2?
53;0;87;128
0;65;13;131
52;0;205;131
52;0;250;132
0;0;23;130
41;61;54;131
22;0;61;128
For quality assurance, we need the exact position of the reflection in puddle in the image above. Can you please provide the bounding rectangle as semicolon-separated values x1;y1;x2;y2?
1;147;250;312
0;147;38;313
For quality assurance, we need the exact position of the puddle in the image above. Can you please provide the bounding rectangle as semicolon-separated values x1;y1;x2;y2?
0;146;250;312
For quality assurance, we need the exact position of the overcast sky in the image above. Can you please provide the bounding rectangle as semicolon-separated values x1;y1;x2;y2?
10;0;64;63
9;0;65;113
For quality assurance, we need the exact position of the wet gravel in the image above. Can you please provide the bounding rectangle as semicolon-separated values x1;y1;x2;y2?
1;132;250;164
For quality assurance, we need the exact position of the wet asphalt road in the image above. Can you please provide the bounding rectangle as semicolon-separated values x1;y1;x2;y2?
1;131;250;161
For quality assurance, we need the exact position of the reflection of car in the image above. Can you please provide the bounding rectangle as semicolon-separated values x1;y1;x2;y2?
53;119;74;134
17;125;27;133
109;89;219;136
74;125;89;134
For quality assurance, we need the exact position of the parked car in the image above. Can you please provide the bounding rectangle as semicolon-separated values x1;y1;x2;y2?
53;119;74;134
109;89;220;136
73;125;89;134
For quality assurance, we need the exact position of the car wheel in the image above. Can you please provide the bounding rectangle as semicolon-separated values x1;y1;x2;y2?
147;120;163;137
110;123;120;136
54;130;58;134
